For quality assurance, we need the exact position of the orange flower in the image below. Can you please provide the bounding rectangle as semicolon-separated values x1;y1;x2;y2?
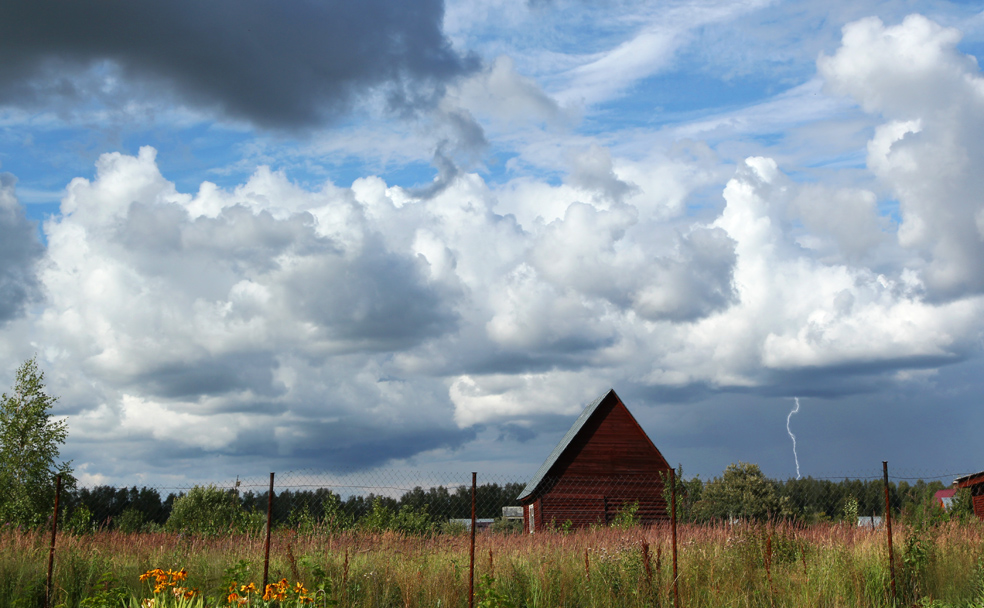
263;580;289;602
169;568;188;583
140;568;165;582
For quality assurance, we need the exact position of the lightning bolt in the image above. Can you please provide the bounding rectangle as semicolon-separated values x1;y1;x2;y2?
787;397;801;480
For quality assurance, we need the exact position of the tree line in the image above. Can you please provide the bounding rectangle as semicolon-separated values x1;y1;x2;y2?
52;466;972;535
666;462;975;525
55;481;528;535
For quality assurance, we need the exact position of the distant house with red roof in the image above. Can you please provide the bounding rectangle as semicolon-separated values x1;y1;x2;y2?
934;488;956;510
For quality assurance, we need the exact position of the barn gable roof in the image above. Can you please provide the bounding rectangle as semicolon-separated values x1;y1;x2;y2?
955;470;984;488
517;388;664;502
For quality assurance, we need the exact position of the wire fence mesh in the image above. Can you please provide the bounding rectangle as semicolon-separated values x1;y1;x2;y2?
54;464;979;535
7;463;984;607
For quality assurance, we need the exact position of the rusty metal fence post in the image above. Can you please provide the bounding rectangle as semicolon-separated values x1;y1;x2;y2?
469;472;477;608
670;468;680;608
883;462;897;604
45;474;62;608
263;472;275;592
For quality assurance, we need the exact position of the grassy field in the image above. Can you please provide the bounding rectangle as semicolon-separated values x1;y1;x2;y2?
3;520;984;607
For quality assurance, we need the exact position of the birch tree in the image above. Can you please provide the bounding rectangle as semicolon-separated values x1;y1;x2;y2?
0;357;74;526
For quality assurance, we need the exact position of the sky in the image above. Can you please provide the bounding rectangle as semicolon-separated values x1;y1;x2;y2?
1;0;984;489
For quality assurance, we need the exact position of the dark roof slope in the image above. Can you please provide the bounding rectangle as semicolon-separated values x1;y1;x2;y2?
517;389;616;501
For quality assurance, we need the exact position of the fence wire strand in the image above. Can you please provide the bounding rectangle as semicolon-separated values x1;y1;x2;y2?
47;465;981;534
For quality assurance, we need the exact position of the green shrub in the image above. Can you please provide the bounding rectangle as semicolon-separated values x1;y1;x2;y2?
321;492;354;533
357;498;432;535
491;517;523;534
610;502;639;529
165;485;259;535
66;504;96;535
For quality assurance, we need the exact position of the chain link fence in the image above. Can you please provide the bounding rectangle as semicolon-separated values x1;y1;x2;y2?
53;464;978;535
13;462;984;607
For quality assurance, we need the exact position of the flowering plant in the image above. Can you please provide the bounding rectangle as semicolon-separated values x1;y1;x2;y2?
225;577;314;606
136;568;201;607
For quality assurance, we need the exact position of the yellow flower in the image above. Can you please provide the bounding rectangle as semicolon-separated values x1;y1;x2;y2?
240;582;257;594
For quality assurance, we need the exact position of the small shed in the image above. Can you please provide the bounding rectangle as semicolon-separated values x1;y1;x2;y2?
954;471;984;519
934;489;956;511
517;389;672;532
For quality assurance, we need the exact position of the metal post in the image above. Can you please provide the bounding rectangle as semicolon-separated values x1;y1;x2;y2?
46;474;62;608
263;472;275;592
469;472;477;608
883;462;897;604
670;468;680;608
642;540;652;587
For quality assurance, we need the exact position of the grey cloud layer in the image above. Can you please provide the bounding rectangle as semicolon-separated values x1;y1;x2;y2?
0;0;475;127
0;175;42;323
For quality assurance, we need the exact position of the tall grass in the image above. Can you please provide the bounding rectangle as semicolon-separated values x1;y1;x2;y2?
4;520;983;607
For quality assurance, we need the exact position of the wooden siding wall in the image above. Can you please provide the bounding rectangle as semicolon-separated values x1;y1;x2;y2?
538;479;668;527
532;397;672;529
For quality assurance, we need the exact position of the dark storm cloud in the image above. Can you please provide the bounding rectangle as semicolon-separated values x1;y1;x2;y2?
219;418;477;473
0;174;42;323
134;352;286;400
641;359;984;480
0;0;477;128
289;423;476;472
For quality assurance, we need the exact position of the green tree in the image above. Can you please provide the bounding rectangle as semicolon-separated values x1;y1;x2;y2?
322;491;354;532
693;462;788;522
0;357;74;527
663;464;704;523
949;487;975;522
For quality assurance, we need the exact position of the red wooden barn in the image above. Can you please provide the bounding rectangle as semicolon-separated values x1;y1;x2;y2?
954;470;984;519
517;389;672;532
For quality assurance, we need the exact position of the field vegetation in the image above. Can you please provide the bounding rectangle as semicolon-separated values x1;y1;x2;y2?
4;513;984;607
